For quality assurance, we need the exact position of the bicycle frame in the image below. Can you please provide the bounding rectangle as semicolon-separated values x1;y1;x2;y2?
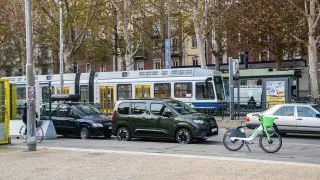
230;125;263;142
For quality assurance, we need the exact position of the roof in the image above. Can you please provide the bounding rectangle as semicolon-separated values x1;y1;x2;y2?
222;68;296;79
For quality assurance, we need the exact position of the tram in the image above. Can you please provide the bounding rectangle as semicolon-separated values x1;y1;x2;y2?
7;68;226;114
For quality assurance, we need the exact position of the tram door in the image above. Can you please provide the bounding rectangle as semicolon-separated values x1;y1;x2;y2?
99;86;114;114
135;85;151;99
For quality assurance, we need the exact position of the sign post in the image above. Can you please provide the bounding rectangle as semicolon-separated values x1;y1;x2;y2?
233;59;240;120
229;57;234;120
165;38;171;69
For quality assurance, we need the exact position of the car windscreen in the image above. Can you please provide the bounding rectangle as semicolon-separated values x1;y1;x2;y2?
311;105;320;113
166;100;197;115
73;104;102;116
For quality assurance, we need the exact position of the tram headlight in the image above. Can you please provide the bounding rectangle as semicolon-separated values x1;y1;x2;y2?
192;120;205;124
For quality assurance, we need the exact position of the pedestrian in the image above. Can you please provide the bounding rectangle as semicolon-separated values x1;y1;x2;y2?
247;96;256;109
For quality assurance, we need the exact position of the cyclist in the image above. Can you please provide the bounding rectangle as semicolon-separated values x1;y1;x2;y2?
22;103;39;135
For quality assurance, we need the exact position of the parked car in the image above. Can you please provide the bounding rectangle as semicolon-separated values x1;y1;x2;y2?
112;99;218;144
40;103;112;139
246;104;320;135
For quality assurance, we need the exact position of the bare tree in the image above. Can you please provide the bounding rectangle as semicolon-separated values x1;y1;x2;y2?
288;0;319;99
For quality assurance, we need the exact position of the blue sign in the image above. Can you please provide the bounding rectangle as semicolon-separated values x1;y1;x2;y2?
165;38;171;69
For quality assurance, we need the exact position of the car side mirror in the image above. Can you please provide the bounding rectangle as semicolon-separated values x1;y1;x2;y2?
316;114;320;118
163;112;172;118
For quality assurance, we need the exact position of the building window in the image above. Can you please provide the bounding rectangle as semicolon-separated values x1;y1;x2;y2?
172;59;179;67
172;37;178;52
192;57;198;66
153;59;161;69
191;36;197;48
174;83;192;98
117;84;132;100
154;83;171;98
86;63;91;73
100;63;105;72
136;60;144;70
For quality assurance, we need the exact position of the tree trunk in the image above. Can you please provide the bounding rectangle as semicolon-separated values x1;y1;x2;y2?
308;34;319;99
192;0;207;68
64;51;72;73
19;36;26;75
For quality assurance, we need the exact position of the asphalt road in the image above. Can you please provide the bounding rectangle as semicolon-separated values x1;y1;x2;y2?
10;129;320;165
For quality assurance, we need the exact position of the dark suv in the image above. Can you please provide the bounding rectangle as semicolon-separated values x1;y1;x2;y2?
112;99;218;144
41;103;112;139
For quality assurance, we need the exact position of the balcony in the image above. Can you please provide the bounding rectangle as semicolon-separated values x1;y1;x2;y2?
133;49;146;59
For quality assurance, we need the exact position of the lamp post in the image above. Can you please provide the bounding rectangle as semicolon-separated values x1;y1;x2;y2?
59;0;64;94
24;0;36;151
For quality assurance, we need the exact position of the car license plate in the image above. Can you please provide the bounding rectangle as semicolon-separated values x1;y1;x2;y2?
108;126;112;130
211;128;217;132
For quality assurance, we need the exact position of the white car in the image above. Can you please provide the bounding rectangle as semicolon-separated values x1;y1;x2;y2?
246;104;320;135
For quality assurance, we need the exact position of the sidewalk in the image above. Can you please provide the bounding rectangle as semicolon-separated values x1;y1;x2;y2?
1;146;319;180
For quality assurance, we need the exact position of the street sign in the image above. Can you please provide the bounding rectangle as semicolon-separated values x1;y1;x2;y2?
28;86;36;101
233;59;240;80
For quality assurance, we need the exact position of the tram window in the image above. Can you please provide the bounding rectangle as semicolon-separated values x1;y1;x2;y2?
174;83;192;98
41;86;50;103
196;82;215;100
118;103;130;115
131;102;146;115
117;84;132;100
214;76;225;101
154;83;171;98
17;87;26;100
80;85;89;102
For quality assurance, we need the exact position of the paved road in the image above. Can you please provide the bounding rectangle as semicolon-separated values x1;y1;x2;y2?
10;129;320;165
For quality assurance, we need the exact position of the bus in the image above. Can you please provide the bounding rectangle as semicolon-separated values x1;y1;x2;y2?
7;68;226;115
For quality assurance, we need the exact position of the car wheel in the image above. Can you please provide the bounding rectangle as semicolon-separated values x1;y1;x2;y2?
117;127;131;141
104;133;112;139
176;128;192;144
80;127;90;139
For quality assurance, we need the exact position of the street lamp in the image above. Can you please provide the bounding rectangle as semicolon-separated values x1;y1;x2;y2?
24;0;36;151
54;0;64;94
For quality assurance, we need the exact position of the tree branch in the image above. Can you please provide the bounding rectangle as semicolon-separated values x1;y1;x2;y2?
288;0;308;17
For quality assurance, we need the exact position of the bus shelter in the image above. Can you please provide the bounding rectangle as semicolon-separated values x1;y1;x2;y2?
0;79;11;144
223;68;301;108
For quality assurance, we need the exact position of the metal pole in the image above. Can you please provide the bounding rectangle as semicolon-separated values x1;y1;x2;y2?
228;57;234;120
165;0;171;69
59;0;64;94
237;80;240;120
113;7;118;71
24;0;36;151
49;82;52;120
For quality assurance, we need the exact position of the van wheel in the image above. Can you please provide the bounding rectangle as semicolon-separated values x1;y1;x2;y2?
117;127;131;141
80;127;90;139
176;128;192;144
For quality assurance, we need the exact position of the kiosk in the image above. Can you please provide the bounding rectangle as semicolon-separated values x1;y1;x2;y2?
0;79;11;144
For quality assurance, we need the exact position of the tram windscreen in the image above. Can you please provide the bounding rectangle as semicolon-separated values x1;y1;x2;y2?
214;76;225;101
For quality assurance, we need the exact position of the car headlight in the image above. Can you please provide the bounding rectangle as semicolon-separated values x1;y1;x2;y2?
192;120;205;124
92;123;103;127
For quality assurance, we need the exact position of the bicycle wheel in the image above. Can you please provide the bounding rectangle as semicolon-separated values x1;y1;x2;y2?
36;127;44;143
259;131;282;153
19;126;27;142
223;131;244;151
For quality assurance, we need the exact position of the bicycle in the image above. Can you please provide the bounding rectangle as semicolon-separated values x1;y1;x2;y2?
19;120;44;143
223;114;282;153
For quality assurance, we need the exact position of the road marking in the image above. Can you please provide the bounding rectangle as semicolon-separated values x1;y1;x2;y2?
11;145;320;168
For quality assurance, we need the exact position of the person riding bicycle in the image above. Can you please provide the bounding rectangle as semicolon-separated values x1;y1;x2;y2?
22;103;39;134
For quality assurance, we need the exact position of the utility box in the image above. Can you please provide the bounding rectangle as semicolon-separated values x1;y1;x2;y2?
0;79;10;144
